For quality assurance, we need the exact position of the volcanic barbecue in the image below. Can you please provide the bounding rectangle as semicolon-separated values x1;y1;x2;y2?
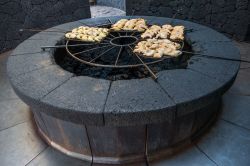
9;16;240;165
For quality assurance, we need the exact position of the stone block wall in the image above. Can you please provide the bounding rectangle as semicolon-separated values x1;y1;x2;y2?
96;0;126;10
126;0;250;41
0;0;91;53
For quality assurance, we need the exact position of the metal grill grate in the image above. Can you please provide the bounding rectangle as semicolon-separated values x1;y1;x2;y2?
64;19;185;80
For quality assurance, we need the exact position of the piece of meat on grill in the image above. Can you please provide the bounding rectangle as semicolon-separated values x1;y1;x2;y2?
170;26;184;41
111;18;148;32
111;19;128;31
65;26;110;42
162;24;173;31
134;39;182;58
156;28;172;39
133;18;148;32
141;25;161;38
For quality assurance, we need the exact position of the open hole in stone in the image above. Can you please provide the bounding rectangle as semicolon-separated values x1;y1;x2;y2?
110;36;138;46
54;34;193;81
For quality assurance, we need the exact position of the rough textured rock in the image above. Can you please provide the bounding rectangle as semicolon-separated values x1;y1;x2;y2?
104;78;176;126
125;0;250;41
0;0;91;53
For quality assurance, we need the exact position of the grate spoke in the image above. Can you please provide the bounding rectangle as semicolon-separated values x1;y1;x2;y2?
109;33;116;38
128;46;158;80
41;43;110;50
73;44;113;56
19;28;65;33
89;46;116;63
115;46;123;66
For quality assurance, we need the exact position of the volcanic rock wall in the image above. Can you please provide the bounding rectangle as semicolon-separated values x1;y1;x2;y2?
0;0;91;53
125;0;250;41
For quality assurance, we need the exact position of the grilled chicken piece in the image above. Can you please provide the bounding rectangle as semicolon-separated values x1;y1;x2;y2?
134;39;182;58
170;26;184;41
141;25;161;39
162;24;173;31
111;19;128;30
65;26;110;42
156;29;171;39
123;19;137;30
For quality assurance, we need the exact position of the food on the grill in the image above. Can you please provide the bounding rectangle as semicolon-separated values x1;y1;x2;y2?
133;19;148;32
123;19;138;30
65;26;110;42
141;25;161;38
111;19;128;31
162;24;174;30
170;26;184;41
141;24;184;41
156;24;173;39
134;39;181;58
111;18;148;32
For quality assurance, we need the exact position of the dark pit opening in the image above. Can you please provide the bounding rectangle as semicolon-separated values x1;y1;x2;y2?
54;31;193;81
110;36;138;46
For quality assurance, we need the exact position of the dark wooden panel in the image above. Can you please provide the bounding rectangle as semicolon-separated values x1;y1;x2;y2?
87;125;146;163
41;112;91;156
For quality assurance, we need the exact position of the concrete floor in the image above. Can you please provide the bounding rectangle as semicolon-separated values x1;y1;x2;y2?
0;6;250;166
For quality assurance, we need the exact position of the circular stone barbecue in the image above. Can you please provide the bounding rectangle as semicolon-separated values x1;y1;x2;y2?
7;16;240;164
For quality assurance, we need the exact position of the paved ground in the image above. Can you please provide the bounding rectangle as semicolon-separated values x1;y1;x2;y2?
0;6;250;166
90;5;125;18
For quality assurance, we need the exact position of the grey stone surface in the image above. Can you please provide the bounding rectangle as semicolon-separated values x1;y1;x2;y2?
9;33;63;56
186;28;231;43
125;0;250;41
149;146;216;166
27;147;91;166
157;69;222;116
104;78;176;126
79;17;112;26
188;56;239;84
0;121;47;166
222;93;250;130
9;65;73;103
197;120;250;166
0;0;91;53
7;52;53;78
91;5;125;18
0;99;31;131
192;41;241;59
41;76;111;125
